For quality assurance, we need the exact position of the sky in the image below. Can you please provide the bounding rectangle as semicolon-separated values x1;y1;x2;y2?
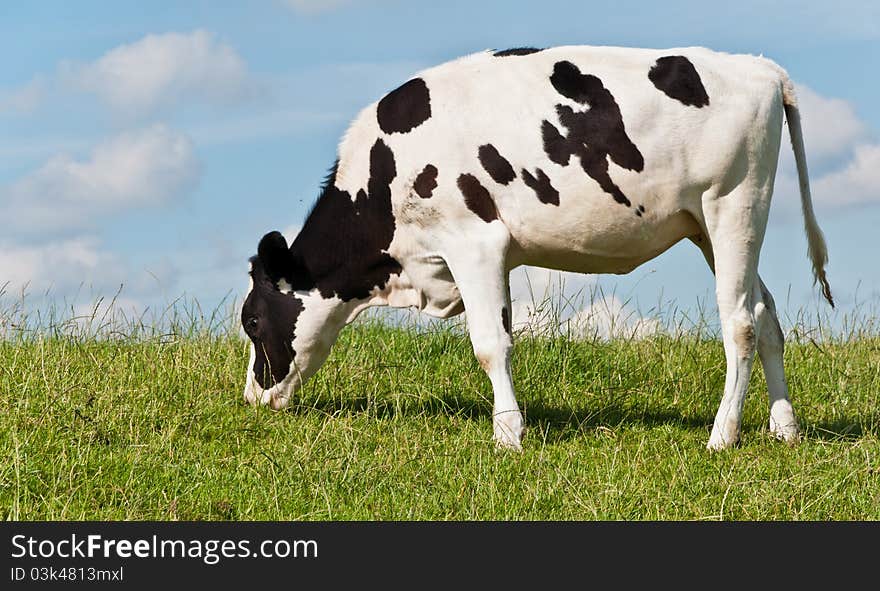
1;0;878;334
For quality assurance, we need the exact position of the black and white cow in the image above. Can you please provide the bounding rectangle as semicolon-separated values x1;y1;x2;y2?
241;45;833;451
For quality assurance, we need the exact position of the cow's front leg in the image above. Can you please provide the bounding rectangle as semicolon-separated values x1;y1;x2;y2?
446;240;523;450
480;298;522;450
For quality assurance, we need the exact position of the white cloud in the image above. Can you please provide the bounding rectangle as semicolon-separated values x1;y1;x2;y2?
0;237;124;294
506;266;661;339
794;84;867;164
66;294;150;333
4;124;200;234
776;137;880;213
773;84;880;215
61;30;250;117
564;295;662;340
0;135;91;167
0;239;151;336
813;143;880;208
510;266;593;302
0;236;181;337
509;266;594;331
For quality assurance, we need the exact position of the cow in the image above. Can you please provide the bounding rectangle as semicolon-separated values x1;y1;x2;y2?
240;45;833;451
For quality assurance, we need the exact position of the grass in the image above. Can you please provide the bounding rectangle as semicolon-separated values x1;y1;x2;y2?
1;297;878;520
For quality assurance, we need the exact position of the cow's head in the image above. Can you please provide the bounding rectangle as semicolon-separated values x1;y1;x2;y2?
240;231;349;410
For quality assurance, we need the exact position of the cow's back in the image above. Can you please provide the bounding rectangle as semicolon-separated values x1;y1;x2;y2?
333;45;789;275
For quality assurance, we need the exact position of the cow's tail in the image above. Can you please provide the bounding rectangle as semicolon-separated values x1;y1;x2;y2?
780;76;834;307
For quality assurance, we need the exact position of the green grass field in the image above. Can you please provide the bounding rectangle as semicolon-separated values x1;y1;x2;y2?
1;304;878;520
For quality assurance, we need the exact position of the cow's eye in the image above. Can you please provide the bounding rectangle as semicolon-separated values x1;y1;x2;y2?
245;316;259;333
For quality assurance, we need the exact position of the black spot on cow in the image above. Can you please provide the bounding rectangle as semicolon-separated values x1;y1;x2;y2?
493;47;543;57
501;306;511;335
457;173;498;223
541;120;571;166
242;251;304;389
543;60;644;207
414;164;438;198
648;56;709;108
273;138;402;301
479;144;516;185
521;168;559;206
365;137;397;199
377;77;432;134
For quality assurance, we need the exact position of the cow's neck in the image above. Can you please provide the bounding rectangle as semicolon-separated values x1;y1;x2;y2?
289;170;417;321
291;229;422;325
341;271;422;323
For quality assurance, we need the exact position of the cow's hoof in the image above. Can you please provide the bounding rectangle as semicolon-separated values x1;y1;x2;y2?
493;410;524;451
706;430;739;451
707;416;741;451
269;394;290;411
494;437;523;452
707;439;732;451
769;416;800;445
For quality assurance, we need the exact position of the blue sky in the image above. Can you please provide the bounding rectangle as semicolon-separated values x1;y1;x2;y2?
1;0;878;331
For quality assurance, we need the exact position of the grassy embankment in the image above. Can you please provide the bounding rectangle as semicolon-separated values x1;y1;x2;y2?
1;298;878;520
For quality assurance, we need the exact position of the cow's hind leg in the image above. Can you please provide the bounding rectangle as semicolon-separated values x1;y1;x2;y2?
689;238;799;444
702;182;774;450
445;227;523;450
710;274;799;449
756;278;799;443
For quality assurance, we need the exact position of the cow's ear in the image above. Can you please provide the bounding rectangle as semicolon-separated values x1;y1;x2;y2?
257;231;294;284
